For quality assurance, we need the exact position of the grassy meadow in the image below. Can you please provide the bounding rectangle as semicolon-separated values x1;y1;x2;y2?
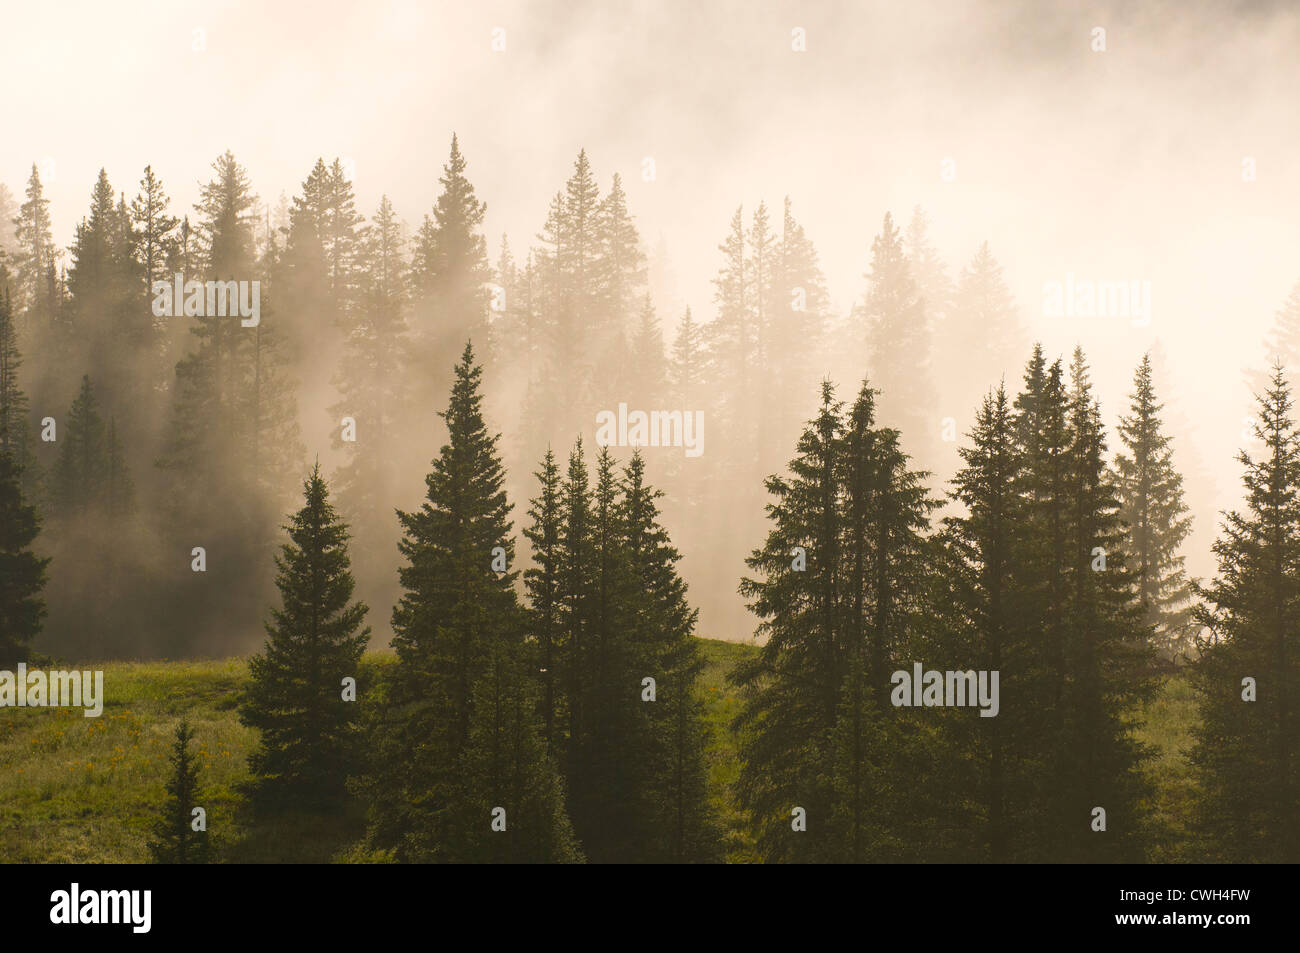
0;638;1199;864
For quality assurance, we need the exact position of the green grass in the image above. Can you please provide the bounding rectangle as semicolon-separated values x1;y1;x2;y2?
0;656;389;863
1;640;1202;863
696;637;760;863
1134;671;1203;862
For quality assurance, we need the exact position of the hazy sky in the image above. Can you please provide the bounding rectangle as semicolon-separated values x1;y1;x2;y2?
6;0;1300;579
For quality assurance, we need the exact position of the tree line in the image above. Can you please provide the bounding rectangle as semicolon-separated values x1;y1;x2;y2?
1;137;1297;861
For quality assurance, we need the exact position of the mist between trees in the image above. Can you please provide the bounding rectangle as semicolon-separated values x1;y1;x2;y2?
1;138;1299;861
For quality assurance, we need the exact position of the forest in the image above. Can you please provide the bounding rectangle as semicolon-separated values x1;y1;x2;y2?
0;131;1296;864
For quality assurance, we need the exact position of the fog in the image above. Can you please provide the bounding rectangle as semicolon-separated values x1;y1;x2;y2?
4;0;1299;650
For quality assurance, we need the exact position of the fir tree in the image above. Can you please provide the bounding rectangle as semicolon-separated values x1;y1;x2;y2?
12;164;57;323
240;463;370;808
732;382;845;862
856;212;935;462
411;135;491;397
830;381;942;862
593;172;646;396
50;375;133;517
365;342;577;861
945;242;1023;416
564;446;653;862
523;448;564;752
157;151;302;654
620;450;719;862
628;293;666;410
769;197;829;456
0;432;48;666
942;384;1026;861
148;721;211;864
1113;353;1196;661
1249;278;1300;397
329;195;410;534
670;306;708;407
130;165;179;295
1010;346;1155;861
0;279;38;499
1191;364;1300;862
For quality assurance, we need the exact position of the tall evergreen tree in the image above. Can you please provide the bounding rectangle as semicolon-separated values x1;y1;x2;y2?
1191;365;1300;862
240;463;370;808
157;151;302;654
669;306;708;407
731;382;845;862
50;375;133;517
732;377;942;862
1249;278;1300;397
1113;353;1196;660
411;135;491;399
856;212;936;463
364;342;577;861
329;195;410;534
620;450;719;861
592;172;646;396
1010;346;1155;861
628;293;666;411
0;430;48;666
829;381;942;862
944;242;1023;418
130;165;179;296
12;164;57;323
942;384;1027;861
0;278;38;498
523;448;564;753
768;197;829;453
563;446;655;862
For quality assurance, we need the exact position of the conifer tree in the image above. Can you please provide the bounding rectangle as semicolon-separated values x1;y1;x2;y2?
732;383;845;862
628;293;666;410
64;170;151;434
558;436;596;765
329;195;410;534
240;463;370;808
1113;353;1196;660
449;636;583;863
157;150;302;654
942;384;1026;861
904;206;952;334
1010;346;1155;861
1249;278;1300;396
0;431;48;666
592;172;646;397
12;164;57;323
520;151;606;457
279;157;364;407
411;135;491;398
130;165;179;296
0;279;38;499
707;207;753;452
1191;365;1300;862
523;448;564;752
50;375;133;517
620;450;719;862
829;381;942;862
365;342;577;861
856;212;935;461
670;306;708;407
0;184;17;259
768;197;829;454
148;721;211;864
563;446;654;862
945;242;1023;416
